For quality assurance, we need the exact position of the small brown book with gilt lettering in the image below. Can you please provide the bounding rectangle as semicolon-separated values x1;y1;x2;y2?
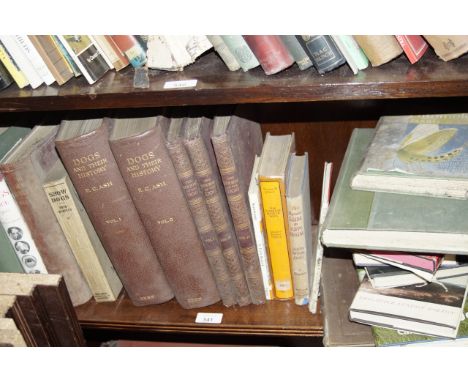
109;116;220;309
211;115;266;304
165;118;235;307
183;117;251;306
55;119;174;307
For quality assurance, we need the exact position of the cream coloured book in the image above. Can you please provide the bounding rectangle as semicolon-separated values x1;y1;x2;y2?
43;162;123;302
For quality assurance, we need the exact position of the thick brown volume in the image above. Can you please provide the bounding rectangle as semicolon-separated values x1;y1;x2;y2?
55;120;174;306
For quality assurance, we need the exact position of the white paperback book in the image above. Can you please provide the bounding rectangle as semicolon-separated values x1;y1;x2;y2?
309;162;333;314
17;35;55;85
248;155;274;300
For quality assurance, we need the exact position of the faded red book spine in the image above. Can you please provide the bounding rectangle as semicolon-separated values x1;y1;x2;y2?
242;35;294;75
395;35;428;64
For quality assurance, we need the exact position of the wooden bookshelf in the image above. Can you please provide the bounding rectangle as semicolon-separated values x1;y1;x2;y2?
0;50;468;112
2;43;468;346
75;293;322;337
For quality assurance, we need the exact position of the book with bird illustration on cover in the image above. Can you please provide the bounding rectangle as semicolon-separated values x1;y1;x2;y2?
351;114;468;199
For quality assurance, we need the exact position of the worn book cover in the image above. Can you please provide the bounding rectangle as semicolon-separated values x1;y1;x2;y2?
321;128;468;255
350;275;468;338
0;125;92;307
351;114;468;199
109;116;220;309
56;119;173;306
211;114;265;304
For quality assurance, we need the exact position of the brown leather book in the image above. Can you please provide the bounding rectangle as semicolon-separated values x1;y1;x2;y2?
424;35;468;62
55;119;174;307
0;282;52;346
211;115;266;304
165;118;235;307
109;116;220;309
3;273;85;346
0;295;37;347
183;117;251;306
0;125;92;307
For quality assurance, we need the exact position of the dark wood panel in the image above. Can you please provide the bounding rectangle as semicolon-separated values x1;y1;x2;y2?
76;293;322;337
1;50;468;111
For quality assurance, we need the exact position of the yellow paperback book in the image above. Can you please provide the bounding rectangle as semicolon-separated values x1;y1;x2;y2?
0;42;28;88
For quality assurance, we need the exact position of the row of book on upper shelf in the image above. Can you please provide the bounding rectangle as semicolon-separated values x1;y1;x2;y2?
318;113;468;345
0;35;468;91
0;273;85;347
0;111;317;320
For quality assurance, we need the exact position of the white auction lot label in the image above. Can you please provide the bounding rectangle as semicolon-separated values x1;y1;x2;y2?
195;312;223;324
163;79;198;89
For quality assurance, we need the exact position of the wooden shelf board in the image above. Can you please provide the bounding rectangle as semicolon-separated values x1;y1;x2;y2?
1;50;468;112
76;293;323;337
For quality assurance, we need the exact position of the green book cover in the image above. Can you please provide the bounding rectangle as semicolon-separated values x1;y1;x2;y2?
322;128;468;254
0;127;31;273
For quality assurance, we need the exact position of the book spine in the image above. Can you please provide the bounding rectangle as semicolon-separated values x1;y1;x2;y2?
89;36;114;69
51;36;81;77
43;177;123;302
166;136;236;307
279;35;313;70
57;35;110;84
14;35;55;85
55;122;174;306
0;41;29;88
211;134;266;304
184;134;251;306
28;35;74;86
248;174;275;300
14;295;51;346
91;35;128;71
353;35;403;67
287;193;310;306
260;179;294;299
309;162;332;314
296;35;346;74
110;35;147;68
207;35;241;71
243;35;294;75
0;35;43;88
332;35;369;74
0;175;47;274
424;35;468;61
109;123;220;309
395;35;428;64
220;35;260;72
36;282;86;346
0;61;13;90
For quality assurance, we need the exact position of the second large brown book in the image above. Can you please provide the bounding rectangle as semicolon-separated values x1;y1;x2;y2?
55;119;174;306
109;116;221;309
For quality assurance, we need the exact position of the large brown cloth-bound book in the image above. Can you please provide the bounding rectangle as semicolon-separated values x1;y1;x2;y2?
55;119;174;307
165;118;234;306
109;116;220;309
0;125;92;307
211;115;266;304
424;35;468;62
183;117;251;306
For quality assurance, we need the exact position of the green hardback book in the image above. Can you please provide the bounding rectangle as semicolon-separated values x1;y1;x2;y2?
0;127;31;273
321;128;468;255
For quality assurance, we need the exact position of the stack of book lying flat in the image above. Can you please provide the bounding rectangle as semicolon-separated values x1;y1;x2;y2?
320;114;468;346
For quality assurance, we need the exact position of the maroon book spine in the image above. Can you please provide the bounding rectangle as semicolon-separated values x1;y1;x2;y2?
55;120;174;306
242;35;294;75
